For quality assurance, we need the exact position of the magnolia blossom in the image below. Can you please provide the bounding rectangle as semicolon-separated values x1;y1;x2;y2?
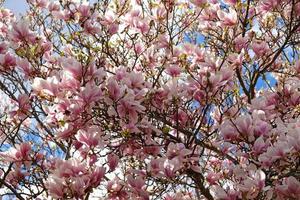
100;12;119;35
217;8;238;26
276;176;300;199
46;159;106;199
234;35;248;52
32;76;59;96
252;40;269;57
0;53;16;71
107;153;119;172
190;0;207;7
10;20;36;43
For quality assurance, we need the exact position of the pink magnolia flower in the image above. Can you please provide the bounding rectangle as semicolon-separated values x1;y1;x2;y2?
172;110;188;125
56;123;76;139
166;142;191;160
0;143;32;168
78;83;102;105
28;0;48;8
202;56;218;70
0;8;13;19
217;8;238;26
32;76;59;96
190;0;207;7
258;154;272;168
193;90;205;104
46;177;65;199
156;34;169;49
46;159;106;199
60;57;83;80
127;175;149;199
124;10;149;34
6;167;27;187
154;6;167;20
200;5;218;21
48;1;60;12
290;91;300;106
235;115;253;139
220;67;234;82
117;92;145;123
51;10;70;20
259;141;290;165
127;175;145;189
15;143;31;160
234;35;248;52
16;58;32;78
84;20;101;35
107;78;123;101
287;128;300;151
251;95;276;112
148;159;163;176
224;0;237;5
17;94;30;110
212;185;239;200
108;23;119;35
143;47;157;68
77;4;91;18
166;65;181;77
0;42;7;54
89;166;106;187
69;177;88;198
122;71;145;89
76;129;100;148
100;13;119;35
164;192;194;200
143;137;161;156
238;170;265;199
271;142;291;160
163;158;180;178
40;40;52;53
0;53;16;71
107;179;128;199
61;71;81;90
276;176;300;199
10;94;31;119
253;136;267;155
133;19;150;34
220;120;239;141
252;40;269;57
227;53;243;69
209;73;223;88
260;0;281;12
115;67;128;81
0;23;8;37
295;2;300;17
87;62;106;80
107;153;119;171
192;48;205;63
253;120;270;137
10;20;36;43
206;172;222;185
134;43;144;55
54;159;86;178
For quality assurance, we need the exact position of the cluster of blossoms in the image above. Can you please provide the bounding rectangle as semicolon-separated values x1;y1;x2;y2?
0;0;300;199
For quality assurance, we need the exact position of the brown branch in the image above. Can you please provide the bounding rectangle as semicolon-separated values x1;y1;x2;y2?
187;169;214;200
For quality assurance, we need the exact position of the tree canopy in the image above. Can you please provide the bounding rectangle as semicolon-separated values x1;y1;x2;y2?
0;0;300;199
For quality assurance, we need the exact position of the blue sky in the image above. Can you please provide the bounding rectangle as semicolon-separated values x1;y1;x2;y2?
3;0;28;14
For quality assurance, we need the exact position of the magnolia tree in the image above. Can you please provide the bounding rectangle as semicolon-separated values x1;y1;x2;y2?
0;0;300;199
